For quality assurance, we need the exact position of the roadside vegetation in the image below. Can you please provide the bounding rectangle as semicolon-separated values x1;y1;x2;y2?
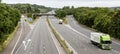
8;4;52;14
55;6;120;39
0;3;21;51
62;17;68;24
8;4;53;20
0;2;52;52
47;18;73;54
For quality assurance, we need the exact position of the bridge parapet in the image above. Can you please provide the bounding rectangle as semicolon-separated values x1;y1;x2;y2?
34;13;56;16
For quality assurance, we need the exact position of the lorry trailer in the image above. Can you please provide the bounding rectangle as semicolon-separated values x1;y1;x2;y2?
90;32;112;50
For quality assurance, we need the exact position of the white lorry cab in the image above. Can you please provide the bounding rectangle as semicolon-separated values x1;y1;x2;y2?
90;32;112;50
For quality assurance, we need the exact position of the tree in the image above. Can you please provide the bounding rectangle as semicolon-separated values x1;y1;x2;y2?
109;10;120;39
0;3;21;43
56;9;66;19
55;7;120;39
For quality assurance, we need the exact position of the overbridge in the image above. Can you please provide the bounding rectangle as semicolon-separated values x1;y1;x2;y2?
34;13;56;16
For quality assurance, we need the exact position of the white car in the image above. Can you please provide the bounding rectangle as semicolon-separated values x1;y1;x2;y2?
59;19;63;24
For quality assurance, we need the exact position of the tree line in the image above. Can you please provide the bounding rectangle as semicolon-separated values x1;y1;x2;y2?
0;3;53;44
56;6;120;39
0;3;21;44
0;2;53;51
8;4;53;20
8;4;52;14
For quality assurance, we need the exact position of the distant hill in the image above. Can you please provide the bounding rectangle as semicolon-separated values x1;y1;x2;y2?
109;7;120;9
7;4;54;13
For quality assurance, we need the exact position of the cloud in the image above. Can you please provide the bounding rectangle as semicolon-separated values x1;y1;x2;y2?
2;0;120;8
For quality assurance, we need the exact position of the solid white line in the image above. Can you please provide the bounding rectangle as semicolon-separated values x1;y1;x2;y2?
68;17;120;46
64;39;78;54
65;25;89;39
65;24;120;54
14;17;40;54
55;27;78;54
14;44;23;54
65;24;120;45
46;21;61;54
112;41;120;46
49;20;78;54
11;18;23;54
112;49;120;54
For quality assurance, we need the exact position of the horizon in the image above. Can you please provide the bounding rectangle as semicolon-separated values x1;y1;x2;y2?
2;0;120;8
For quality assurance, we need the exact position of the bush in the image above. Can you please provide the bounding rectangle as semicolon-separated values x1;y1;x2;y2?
0;3;21;50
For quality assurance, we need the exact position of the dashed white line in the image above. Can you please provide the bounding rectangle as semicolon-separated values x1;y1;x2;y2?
30;52;32;54
14;44;23;54
65;24;120;46
65;24;120;54
112;49;120;54
43;46;46;54
43;50;46;54
15;18;40;54
112;41;120;46
11;18;23;54
49;20;78;54
46;21;61;54
43;46;45;49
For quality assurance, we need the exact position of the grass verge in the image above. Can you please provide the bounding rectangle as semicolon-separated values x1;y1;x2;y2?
0;22;20;52
62;17;68;24
27;18;35;24
27;17;40;24
46;18;73;54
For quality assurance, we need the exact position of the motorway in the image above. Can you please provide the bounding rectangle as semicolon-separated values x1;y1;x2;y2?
1;16;31;54
2;13;120;54
14;16;59;54
49;15;120;54
66;15;120;53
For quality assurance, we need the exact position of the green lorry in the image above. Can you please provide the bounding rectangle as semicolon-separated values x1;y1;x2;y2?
90;32;112;50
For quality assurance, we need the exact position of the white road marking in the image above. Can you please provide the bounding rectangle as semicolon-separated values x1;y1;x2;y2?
65;24;120;54
14;17;40;54
49;20;78;54
46;20;61;54
43;45;46;54
30;52;32;54
112;49;120;54
22;39;31;50
22;41;26;50
67;17;120;46
43;46;45;49
112;41;120;46
11;18;23;54
65;24;120;46
44;50;46;54
64;39;78;54
14;44;23;54
65;25;89;39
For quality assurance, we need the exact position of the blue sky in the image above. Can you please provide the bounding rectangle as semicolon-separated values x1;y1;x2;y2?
2;0;120;8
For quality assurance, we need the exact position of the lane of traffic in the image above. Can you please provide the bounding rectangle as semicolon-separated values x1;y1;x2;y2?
49;16;118;54
66;15;120;53
15;16;59;54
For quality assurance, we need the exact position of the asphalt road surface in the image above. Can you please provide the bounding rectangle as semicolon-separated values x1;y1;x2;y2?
1;16;31;54
15;16;59;54
66;15;120;54
49;16;120;54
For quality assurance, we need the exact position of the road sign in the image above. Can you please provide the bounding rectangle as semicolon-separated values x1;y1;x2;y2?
29;18;32;21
